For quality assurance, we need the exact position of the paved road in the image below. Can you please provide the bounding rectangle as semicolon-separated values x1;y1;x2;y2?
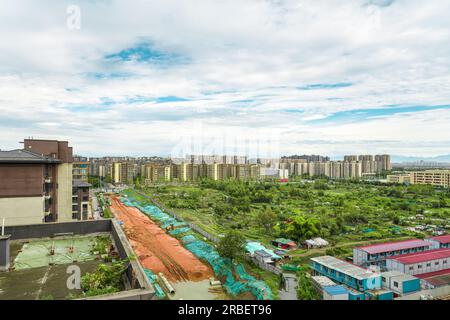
91;191;101;220
278;273;298;300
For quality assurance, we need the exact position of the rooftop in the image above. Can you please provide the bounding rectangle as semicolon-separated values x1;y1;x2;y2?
311;256;378;280
73;181;92;188
381;271;418;282
387;248;450;265
355;239;431;255
323;285;349;296
428;234;450;245
0;149;61;164
311;276;336;287
415;268;450;279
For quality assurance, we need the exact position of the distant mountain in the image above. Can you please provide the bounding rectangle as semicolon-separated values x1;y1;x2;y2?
391;154;450;163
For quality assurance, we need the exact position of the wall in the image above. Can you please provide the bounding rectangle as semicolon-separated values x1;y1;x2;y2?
0;164;44;197
4;219;112;240
0;196;44;226
57;163;73;222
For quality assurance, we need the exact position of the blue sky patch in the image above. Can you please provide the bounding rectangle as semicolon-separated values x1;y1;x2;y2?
308;105;450;124
105;42;187;65
297;82;353;90
154;96;190;103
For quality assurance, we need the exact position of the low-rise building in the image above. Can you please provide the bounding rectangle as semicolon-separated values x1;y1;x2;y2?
410;170;450;187
426;234;450;249
310;256;382;292
386;248;450;276
387;173;411;184
381;271;420;295
353;239;432;268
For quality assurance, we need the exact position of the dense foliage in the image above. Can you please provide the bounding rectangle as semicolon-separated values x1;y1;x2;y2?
139;179;450;245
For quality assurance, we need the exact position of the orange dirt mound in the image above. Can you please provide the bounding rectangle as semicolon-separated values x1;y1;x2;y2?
110;196;213;282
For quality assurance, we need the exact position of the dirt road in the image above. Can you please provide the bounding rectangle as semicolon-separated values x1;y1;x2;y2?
110;196;213;282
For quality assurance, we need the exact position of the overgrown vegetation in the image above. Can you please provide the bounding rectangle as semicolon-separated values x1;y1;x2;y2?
81;259;129;297
136;179;450;247
217;230;246;264
297;269;320;300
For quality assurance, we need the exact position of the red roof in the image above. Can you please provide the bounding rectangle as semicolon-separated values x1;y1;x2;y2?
416;268;450;279
355;239;431;254
428;234;450;244
387;248;450;265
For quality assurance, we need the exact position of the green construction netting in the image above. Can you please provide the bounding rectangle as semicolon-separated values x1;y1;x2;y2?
181;235;272;300
143;269;166;298
169;227;191;236
121;197;272;300
121;197;187;229
13;237;97;270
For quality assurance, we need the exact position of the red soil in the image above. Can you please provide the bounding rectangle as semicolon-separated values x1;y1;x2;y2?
110;196;213;282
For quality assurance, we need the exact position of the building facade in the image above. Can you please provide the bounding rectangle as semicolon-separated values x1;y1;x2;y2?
385;248;450;276
0;139;74;226
353;239;432;268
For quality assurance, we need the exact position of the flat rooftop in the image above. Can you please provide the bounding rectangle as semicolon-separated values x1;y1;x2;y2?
381;271;418;282
311;256;377;280
387;248;450;265
1;235;109;300
355;239;431;255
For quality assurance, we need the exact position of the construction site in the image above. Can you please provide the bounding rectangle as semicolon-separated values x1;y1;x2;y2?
109;194;273;300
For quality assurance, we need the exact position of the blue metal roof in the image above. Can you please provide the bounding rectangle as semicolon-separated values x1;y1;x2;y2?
323;285;349;296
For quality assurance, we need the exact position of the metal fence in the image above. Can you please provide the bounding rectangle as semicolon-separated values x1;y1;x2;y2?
135;191;220;244
135;190;282;275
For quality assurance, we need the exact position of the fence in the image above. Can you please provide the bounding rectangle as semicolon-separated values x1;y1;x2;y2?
135;190;220;244
135;190;284;276
247;256;283;275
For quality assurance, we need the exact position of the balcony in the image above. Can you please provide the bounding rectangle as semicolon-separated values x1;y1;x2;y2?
44;177;52;183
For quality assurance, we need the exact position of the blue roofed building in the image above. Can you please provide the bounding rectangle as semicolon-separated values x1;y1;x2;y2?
310;256;382;292
322;285;349;300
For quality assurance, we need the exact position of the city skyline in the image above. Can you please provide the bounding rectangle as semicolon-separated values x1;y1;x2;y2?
1;1;450;157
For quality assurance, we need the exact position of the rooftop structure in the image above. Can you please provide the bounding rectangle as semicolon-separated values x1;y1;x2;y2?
356;239;432;255
0;150;62;164
387;248;450;265
426;234;450;249
311;256;377;280
353;239;432;267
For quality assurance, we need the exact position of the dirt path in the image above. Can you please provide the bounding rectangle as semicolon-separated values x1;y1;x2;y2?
110;196;213;282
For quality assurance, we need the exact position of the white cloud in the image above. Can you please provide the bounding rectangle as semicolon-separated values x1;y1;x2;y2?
0;0;449;157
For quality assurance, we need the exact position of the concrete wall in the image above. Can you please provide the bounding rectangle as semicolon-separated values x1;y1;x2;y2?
0;196;44;226
3;219;155;300
111;219;154;292
57;163;73;222
4;219;111;240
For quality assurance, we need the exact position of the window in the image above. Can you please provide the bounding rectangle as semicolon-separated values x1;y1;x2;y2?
435;261;439;265
444;260;447;264
409;266;414;271
427;263;431;267
417;264;422;269
393;281;399;288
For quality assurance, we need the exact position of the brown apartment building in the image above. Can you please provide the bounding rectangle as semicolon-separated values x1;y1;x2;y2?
0;139;74;226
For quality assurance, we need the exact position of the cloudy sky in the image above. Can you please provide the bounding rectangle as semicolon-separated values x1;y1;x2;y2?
1;0;450;158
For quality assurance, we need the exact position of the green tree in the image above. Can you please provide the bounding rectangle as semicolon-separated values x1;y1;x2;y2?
287;215;319;241
256;208;277;234
217;230;246;264
297;270;320;300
